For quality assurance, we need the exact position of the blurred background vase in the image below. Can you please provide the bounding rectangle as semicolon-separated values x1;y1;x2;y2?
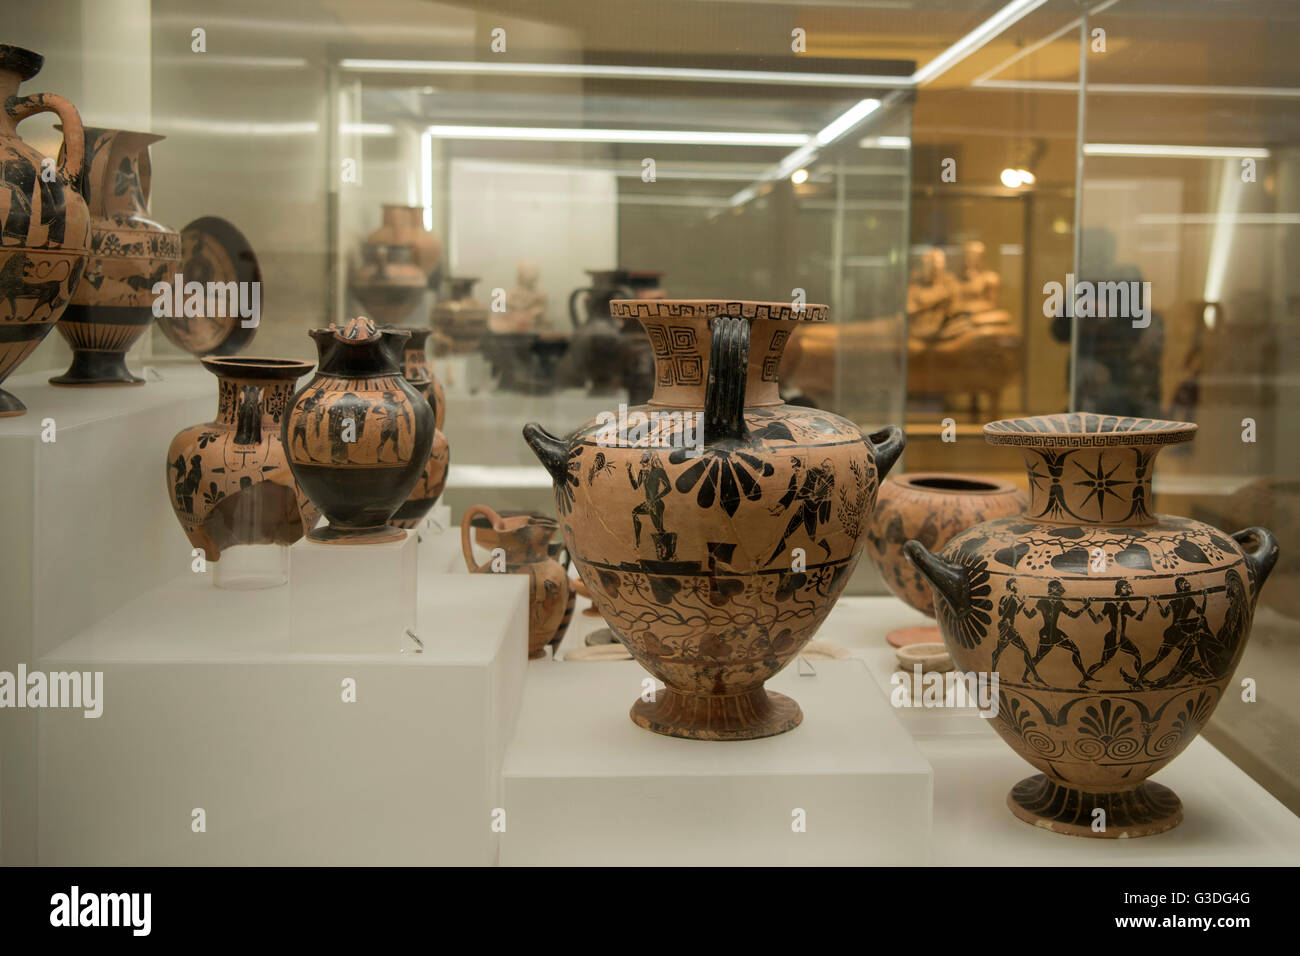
0;44;90;415
367;204;441;286
349;242;425;325
51;126;180;386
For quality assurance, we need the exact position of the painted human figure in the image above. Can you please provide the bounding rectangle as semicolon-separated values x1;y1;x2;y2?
1085;578;1149;686
767;456;835;564
1142;576;1215;687
627;450;671;552
1022;578;1090;688
991;578;1043;682
374;391;409;462
290;392;320;459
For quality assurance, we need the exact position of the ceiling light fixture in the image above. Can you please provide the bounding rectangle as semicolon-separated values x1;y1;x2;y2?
424;124;810;147
791;168;809;185
1084;143;1270;159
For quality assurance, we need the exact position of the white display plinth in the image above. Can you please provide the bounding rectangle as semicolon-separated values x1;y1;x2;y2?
414;504;461;574
0;363;211;865
36;570;530;865
500;660;932;866
290;531;417;654
920;729;1300;865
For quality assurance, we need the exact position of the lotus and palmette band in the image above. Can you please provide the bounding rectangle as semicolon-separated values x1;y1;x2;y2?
609;299;829;323
983;412;1198;447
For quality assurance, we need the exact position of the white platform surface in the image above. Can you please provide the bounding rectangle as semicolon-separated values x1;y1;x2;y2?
501;659;933;866
36;569;529;865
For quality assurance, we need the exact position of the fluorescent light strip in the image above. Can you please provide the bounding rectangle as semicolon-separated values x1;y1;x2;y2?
913;0;1049;86
425;124;809;147
1085;143;1270;159
815;98;880;144
859;135;911;149
977;79;1300;98
341;58;911;88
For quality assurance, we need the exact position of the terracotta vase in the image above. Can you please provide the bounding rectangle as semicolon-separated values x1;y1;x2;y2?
867;472;1026;645
0;44;90;414
564;268;629;394
461;505;570;659
166;357;318;560
904;413;1278;838
524;299;905;740
367;205;441;283
282;317;434;544
51;127;180;385
430;276;487;355
349;243;424;325
389;327;449;530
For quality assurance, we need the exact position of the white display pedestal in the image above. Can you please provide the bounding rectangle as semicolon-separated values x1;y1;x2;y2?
500;660;932;866
0;364;210;865
415;504;461;574
35;571;530;865
290;532;417;654
920;729;1300;865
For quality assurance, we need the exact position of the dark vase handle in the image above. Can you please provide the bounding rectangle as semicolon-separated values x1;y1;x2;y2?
868;425;906;479
8;92;85;188
1231;526;1279;593
568;287;591;326
704;314;750;444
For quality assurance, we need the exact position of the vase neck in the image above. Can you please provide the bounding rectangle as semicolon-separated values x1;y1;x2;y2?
645;315;790;408
1020;444;1162;526
216;376;296;430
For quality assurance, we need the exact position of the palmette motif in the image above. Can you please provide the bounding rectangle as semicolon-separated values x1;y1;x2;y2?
526;299;904;740
906;413;1277;837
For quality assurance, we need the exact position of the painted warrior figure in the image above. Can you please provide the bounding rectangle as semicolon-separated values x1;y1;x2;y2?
290;391;320;459
1085;578;1149;686
1022;578;1090;688
767;456;836;564
991;578;1043;682
1141;576;1215;687
628;450;671;552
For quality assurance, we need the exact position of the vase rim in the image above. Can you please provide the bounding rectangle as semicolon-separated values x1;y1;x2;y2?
200;356;315;380
893;472;1019;495
610;298;829;323
0;44;43;81
984;412;1196;447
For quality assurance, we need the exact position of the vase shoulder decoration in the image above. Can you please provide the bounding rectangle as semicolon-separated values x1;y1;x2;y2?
867;472;1025;645
282;316;434;544
0;44;90;414
166;357;318;565
525;298;905;740
389;327;449;529
461;505;570;659
904;413;1278;838
51;126;180;385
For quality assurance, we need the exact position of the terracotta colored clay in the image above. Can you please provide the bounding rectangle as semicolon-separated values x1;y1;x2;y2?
349;243;424;325
389;327;449;529
525;299;905;740
0;45;90;415
886;624;943;648
51;127;180;385
461;505;570;659
905;413;1278;838
167;357;318;560
283;317;433;544
366;205;441;283
155;216;260;357
867;473;1025;640
430;276;487;354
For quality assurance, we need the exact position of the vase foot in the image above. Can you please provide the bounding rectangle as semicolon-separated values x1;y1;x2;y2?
0;388;26;417
630;686;802;741
1007;774;1183;838
49;350;145;386
886;624;941;648
306;524;406;545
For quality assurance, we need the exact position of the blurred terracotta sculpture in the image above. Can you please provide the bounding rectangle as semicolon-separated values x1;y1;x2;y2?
490;260;546;334
906;247;961;340
957;240;1001;313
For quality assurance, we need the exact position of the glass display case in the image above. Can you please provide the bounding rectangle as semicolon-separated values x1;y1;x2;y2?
1;0;1297;870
